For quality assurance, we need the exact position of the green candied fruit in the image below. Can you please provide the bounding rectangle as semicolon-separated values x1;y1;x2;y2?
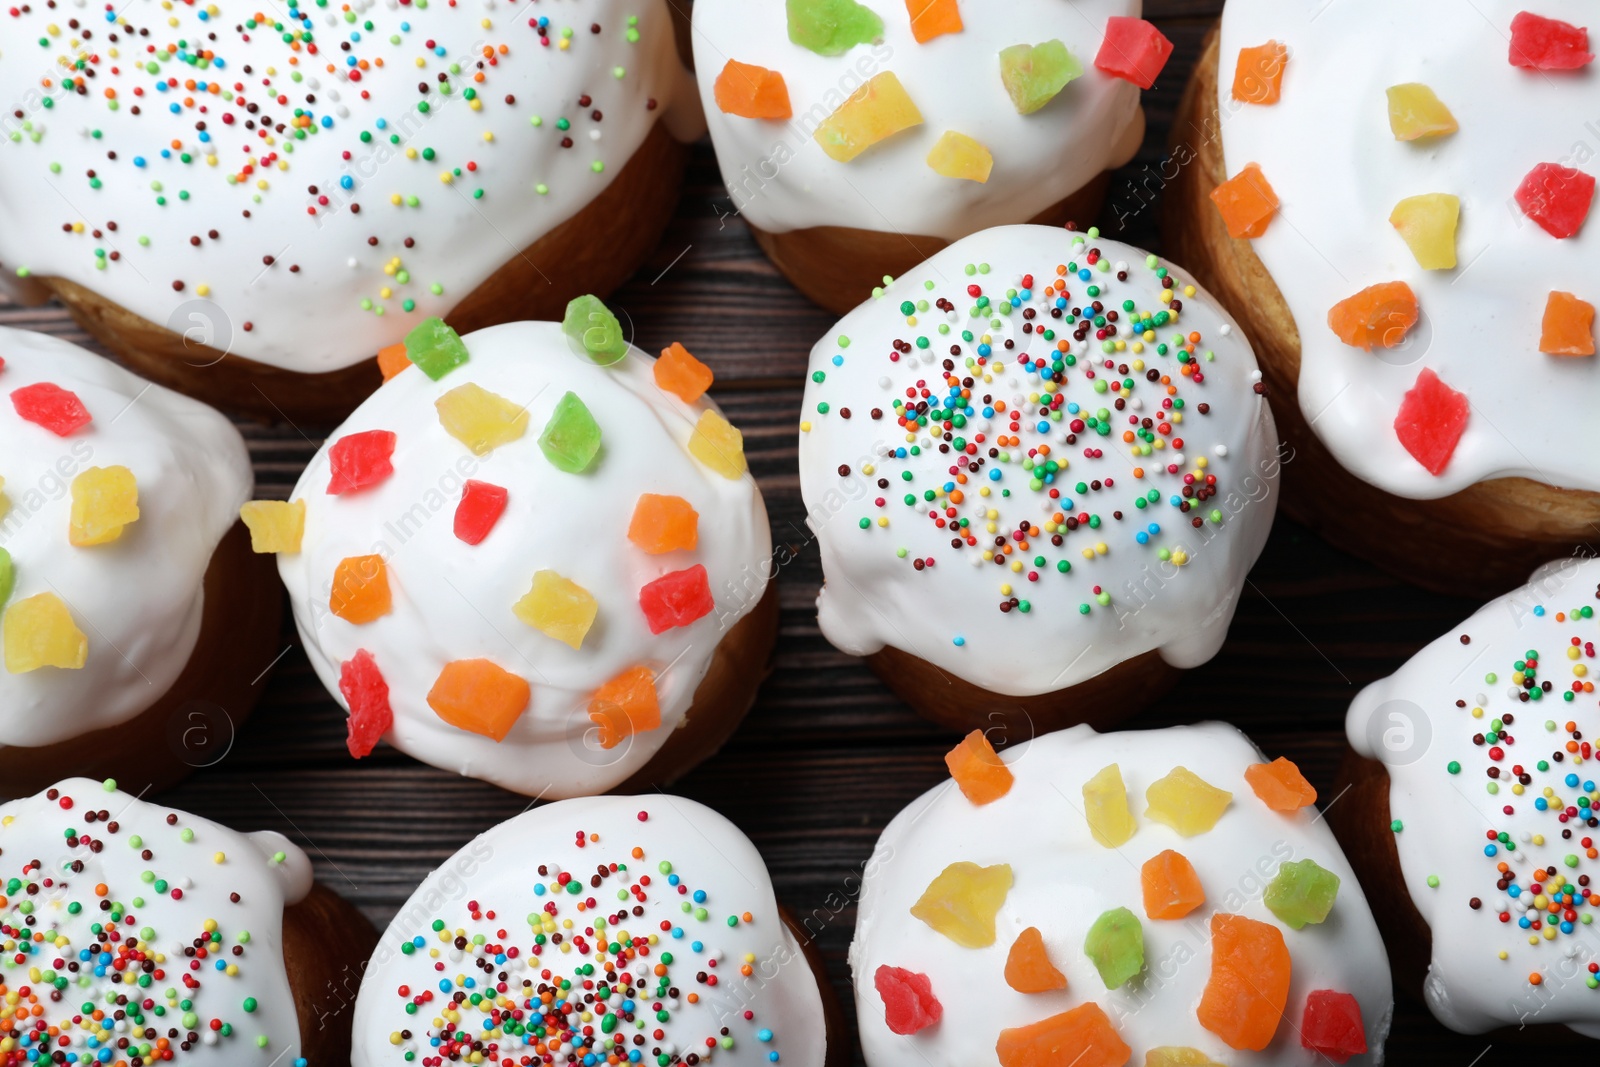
403;316;471;381
538;392;602;474
1263;858;1340;930
999;40;1083;115
561;294;629;366
0;547;12;608
1084;906;1144;989
786;0;883;57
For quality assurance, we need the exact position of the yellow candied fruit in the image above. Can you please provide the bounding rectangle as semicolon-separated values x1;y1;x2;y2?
813;71;923;163
3;593;88;673
69;466;140;547
909;861;1012;948
1390;193;1460;270
1084;763;1137;848
239;499;306;554
926;130;993;183
1145;766;1233;836
435;382;530;457
1387;83;1458;141
513;570;598;650
688;409;748;479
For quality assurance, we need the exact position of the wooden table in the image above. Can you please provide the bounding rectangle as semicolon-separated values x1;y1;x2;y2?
0;1;1518;1060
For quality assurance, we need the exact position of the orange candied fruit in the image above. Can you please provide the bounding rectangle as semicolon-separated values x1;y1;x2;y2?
1209;163;1278;239
1245;756;1318;811
1327;281;1419;350
1004;927;1067;994
427;658;531;741
655;342;716;404
944;729;1014;805
1540;291;1596;356
1197;913;1291;1051
588;664;661;749
329;554;392;625
1141;849;1206;920
1232;41;1288;105
713;60;793;120
628;493;700;554
377;342;411;381
996;1003;1130;1067
906;0;962;44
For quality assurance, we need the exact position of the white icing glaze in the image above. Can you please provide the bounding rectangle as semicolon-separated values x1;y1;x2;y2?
279;320;772;798
798;225;1279;697
0;777;312;1062
1348;556;1600;1037
850;723;1394;1065
351;793;829;1066
691;0;1145;240
1217;0;1600;498
0;326;251;748
0;0;699;374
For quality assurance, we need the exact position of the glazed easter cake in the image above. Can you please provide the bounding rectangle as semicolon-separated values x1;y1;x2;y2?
351;793;837;1066
691;0;1165;312
1343;557;1600;1038
851;723;1394;1065
1167;1;1600;592
0;0;700;419
797;224;1279;730
0;326;277;794
0;777;374;1063
261;304;775;798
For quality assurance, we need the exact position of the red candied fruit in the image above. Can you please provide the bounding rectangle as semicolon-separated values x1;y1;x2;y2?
874;965;942;1035
454;479;509;545
1301;989;1367;1064
639;565;715;634
1515;163;1596;239
327;429;398;495
11;382;92;436
1509;11;1593;70
1094;17;1175;90
1394;367;1471;477
339;649;393;758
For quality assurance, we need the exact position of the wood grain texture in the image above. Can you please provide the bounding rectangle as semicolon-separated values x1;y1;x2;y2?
0;2;1524;1060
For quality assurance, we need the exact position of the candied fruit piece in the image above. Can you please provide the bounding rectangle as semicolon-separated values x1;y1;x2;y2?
514;570;598;649
1516;163;1596;239
1390;193;1460;270
1232;41;1288;104
639;564;714;634
240;500;306;554
1510;11;1592;70
655;343;714;404
403;316;470;381
538;392;603;474
330;554;392;625
1005;927;1066;994
714;60;792;120
1394;367;1470;477
1327;281;1418;351
588;665;660;749
3;593;87;673
1000;40;1082;115
1542;291;1596;356
436;382;530;456
327;429;398;495
874;965;942;1035
339;649;392;759
11;383;91;437
787;0;883;57
1264;858;1340;930
1301;990;1367;1064
944;729;1013;805
628;494;699;555
1145;766;1232;836
0;548;11;610
1209;163;1278;239
376;342;411;381
1246;756;1317;811
926;131;993;183
69;467;140;547
1387;83;1458;141
454;480;509;545
814;72;923;162
427;659;529;741
1141;849;1205;920
905;0;960;44
1084;907;1144;989
688;409;748;479
1198;913;1290;1051
562;295;629;366
996;1004;1129;1067
1084;763;1136;848
909;861;1011;948
1145;1050;1225;1067
1094;17;1173;91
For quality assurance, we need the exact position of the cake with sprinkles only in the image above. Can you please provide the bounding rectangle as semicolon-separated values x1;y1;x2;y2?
0;326;279;797
351;793;841;1067
0;776;376;1064
1167;1;1600;595
691;0;1165;314
1337;556;1600;1041
851;723;1394;1065
0;0;701;423
797;225;1280;733
260;301;776;798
